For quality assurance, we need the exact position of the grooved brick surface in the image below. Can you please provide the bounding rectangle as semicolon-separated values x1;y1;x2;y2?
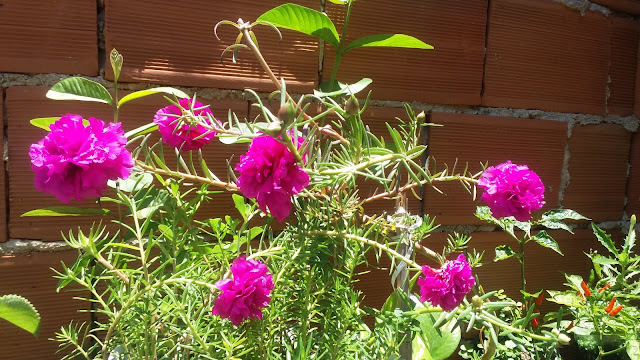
7;86;249;240
483;0;611;114
636;39;640;118
626;131;640;216
0;251;89;360
591;0;640;15
324;0;487;105
104;0;318;93
425;113;567;225
0;1;98;75
0;88;6;242
563;124;630;222
608;18;639;116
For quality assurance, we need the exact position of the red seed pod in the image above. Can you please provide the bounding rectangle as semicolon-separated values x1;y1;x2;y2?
536;292;544;307
566;321;574;331
581;280;592;297
598;284;611;293
608;305;623;316
531;317;539;328
577;290;584;300
605;298;616;314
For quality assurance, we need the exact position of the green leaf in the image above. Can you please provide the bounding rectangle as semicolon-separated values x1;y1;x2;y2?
494;244;517;262
546;290;584;308
22;207;111;217
542;209;589;221
233;194;248;222
591;223;619;257
125;123;158;139
118;87;188;107
344;34;433;53
532;230;563;255
313;78;372;98
107;172;154;192
413;312;461;360
257;4;340;48
0;294;40;336
628;340;640;360
47;77;113;105
327;0;348;3
29;117;60;131
590;254;619;265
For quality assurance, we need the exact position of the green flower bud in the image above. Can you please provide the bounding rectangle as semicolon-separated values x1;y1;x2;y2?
472;295;483;310
416;111;426;124
264;121;282;137
345;95;359;115
278;100;296;125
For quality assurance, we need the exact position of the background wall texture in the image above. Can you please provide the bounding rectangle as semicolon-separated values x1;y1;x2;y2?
1;0;639;358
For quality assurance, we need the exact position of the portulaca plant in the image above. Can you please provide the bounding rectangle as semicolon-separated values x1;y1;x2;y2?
24;3;589;359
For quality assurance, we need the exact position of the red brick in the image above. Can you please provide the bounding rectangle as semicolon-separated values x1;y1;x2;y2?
483;0;611;115
324;0;487;105
0;1;97;75
626;131;640;216
608;18;640;116
591;0;640;15
563;124;630;222
0;89;5;243
7;86;249;240
0;251;89;360
425;113;567;225
104;0;318;93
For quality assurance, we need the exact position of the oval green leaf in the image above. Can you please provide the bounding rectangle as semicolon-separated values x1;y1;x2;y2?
0;294;40;337
47;77;113;105
118;87;189;108
258;4;340;48
344;34;433;53
313;78;372;97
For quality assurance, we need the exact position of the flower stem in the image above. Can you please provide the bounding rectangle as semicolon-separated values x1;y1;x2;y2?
361;174;479;204
328;0;353;87
320;153;402;176
135;159;239;191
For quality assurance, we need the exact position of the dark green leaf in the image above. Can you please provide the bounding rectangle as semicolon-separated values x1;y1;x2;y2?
344;34;433;53
494;244;517;262
47;77;113;105
591;223;619;256
22;207;112;217
532;230;563;255
0;294;40;336
257;4;340;48
118;87;188;107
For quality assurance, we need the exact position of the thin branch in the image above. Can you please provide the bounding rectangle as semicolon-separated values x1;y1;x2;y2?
135;160;240;192
362;174;479;204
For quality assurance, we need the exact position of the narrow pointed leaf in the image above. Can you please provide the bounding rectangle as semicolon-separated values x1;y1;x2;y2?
118;87;188;107
258;4;340;48
532;230;563;256
47;77;113;105
344;34;433;53
0;295;40;336
22;207;112;217
591;223;619;256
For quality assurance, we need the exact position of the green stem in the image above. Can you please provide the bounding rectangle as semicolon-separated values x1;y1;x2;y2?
280;131;303;164
520;239;526;299
598;345;627;359
299;230;425;270
329;0;354;87
320;153;402;176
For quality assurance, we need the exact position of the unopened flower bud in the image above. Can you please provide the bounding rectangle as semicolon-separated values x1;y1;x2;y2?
472;295;483;310
278;100;296;125
552;329;571;346
345;95;359;115
416;111;426;124
264;121;282;137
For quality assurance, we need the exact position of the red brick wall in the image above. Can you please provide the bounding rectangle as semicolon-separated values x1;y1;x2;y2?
1;1;639;358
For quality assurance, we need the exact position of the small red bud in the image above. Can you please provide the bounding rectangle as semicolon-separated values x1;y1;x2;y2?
581;281;592;297
531;317;539;328
604;298;616;314
536;292;544;307
598;284;611;293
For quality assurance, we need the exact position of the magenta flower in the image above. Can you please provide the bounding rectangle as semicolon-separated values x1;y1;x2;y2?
418;254;475;311
29;114;133;203
153;98;217;151
477;161;545;222
212;256;274;326
235;136;309;222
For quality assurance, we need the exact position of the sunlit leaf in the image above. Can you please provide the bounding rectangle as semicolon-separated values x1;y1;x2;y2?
0;295;40;336
118;87;188;107
29;117;59;131
313;78;372;97
22;207;112;217
532;230;563;256
258;4;340;48
344;34;433;53
47;77;113;105
413;312;461;359
494;244;517;262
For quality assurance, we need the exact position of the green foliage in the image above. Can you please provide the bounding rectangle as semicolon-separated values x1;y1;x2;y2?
343;34;434;53
46;77;114;105
258;4;340;47
0;294;40;336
